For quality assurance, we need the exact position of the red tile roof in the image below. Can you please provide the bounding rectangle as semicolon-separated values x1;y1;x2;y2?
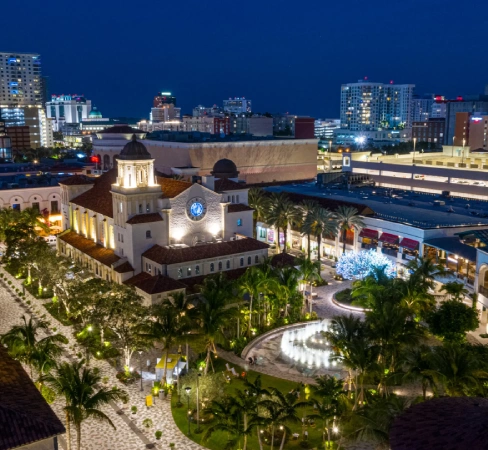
390;397;488;450
0;346;65;450
228;203;254;213
71;169;117;217
126;213;163;225
157;177;192;199
58;231;120;267
59;175;95;186
143;238;269;265
215;178;247;192
125;273;186;294
113;261;134;273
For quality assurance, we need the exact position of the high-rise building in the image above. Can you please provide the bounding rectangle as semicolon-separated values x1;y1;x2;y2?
153;92;176;108
150;104;181;122
229;116;273;136
314;119;341;140
445;96;488;144
411;94;434;123
0;120;12;160
46;94;92;131
193;105;224;117
340;80;414;131
0;52;42;107
223;98;252;114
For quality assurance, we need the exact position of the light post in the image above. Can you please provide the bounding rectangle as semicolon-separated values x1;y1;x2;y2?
452;136;456;157
196;373;202;433
176;345;182;407
138;350;143;392
462;138;466;165
185;386;192;436
412;137;417;163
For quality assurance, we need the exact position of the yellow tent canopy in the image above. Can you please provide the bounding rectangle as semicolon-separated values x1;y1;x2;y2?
155;354;181;371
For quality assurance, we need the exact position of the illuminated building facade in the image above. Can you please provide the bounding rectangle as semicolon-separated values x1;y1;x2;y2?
46;94;92;131
0;52;42;107
58;137;266;302
340;80;414;131
223;97;251;114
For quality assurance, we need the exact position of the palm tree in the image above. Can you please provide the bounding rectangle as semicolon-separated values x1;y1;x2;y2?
351;395;411;449
429;344;488;396
406;256;445;292
1;315;67;378
249;188;270;239
273;265;300;317
138;304;185;384
298;200;320;259
310;375;348;447
335;205;364;254
43;361;128;450
266;193;301;253
259;388;305;450
239;267;262;337
441;281;469;301
197;292;238;375
303;207;336;261
296;256;322;314
400;345;436;400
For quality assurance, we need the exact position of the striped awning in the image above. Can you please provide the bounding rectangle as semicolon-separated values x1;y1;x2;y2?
359;228;379;239
379;232;399;244
400;238;419;250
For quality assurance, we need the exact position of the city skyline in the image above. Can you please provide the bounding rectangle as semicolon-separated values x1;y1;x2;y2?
2;0;487;119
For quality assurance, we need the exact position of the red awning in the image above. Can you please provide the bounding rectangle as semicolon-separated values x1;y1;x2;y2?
379;232;399;244
359;228;379;239
400;238;419;250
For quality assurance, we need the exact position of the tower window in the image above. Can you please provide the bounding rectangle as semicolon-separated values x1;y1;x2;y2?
146;230;152;239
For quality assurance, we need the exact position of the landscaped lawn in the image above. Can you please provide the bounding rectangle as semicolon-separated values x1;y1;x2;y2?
171;357;334;449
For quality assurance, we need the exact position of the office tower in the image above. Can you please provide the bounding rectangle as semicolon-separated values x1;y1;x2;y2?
445;97;488;144
0;52;42;107
153;92;176;107
412;94;435;122
46;94;92;131
340;80;414;131
223;98;252;114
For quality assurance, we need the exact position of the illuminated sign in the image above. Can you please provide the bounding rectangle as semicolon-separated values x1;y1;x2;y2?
472;117;483;123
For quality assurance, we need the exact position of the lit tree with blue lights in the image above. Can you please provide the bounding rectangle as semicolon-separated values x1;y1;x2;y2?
336;249;396;280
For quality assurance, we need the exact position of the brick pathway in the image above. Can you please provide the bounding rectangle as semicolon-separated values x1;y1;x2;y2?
0;269;203;450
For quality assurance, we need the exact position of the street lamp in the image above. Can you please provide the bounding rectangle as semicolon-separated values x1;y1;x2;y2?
196;373;202;433
138;350;143;392
462;138;466;165
412;137;417;163
176;345;182;407
185;386;192;436
452;136;456;157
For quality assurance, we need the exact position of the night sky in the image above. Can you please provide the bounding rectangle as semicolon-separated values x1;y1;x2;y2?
4;0;488;119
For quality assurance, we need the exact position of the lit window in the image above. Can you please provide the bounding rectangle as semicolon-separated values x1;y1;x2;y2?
237;219;242;227
146;203;150;213
177;268;182;278
187;267;191;276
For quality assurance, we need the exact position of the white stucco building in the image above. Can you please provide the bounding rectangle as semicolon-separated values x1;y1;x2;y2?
57;136;267;304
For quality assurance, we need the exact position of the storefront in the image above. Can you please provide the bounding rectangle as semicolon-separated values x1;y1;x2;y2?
400;238;419;261
379;232;400;257
359;228;379;250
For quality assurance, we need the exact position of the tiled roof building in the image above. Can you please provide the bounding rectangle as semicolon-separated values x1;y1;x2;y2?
57;140;265;304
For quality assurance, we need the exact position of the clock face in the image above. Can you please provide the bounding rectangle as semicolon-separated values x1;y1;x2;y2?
187;197;207;221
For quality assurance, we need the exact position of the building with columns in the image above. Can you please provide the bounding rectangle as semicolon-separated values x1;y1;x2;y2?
57;136;268;303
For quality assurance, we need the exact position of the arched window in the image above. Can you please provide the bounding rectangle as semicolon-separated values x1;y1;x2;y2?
146;230;152;239
240;258;244;267
226;260;230;269
195;265;200;275
255;255;259;264
146;203;150;213
187;267;191;276
248;256;251;265
139;204;143;214
218;261;223;271
210;263;215;272
177;268;182;278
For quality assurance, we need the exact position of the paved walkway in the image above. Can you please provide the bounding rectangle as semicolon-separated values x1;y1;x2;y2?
0;268;203;450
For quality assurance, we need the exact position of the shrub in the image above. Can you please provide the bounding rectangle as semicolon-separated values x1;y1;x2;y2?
131;406;137;414
426;300;479;342
335;288;353;305
155;430;162;440
102;376;109;384
142;418;153;428
52;327;57;332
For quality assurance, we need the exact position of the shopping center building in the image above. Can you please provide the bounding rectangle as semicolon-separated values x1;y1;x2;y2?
57;136;268;303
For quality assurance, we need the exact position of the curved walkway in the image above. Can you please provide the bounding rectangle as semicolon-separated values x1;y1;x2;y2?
0;268;203;450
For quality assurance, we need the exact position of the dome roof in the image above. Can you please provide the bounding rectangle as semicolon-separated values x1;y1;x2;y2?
211;158;239;179
118;135;152;160
89;107;102;118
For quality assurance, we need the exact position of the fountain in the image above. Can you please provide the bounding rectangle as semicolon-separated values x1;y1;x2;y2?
280;320;337;369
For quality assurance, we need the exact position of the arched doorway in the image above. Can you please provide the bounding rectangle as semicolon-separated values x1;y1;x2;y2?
103;154;110;170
